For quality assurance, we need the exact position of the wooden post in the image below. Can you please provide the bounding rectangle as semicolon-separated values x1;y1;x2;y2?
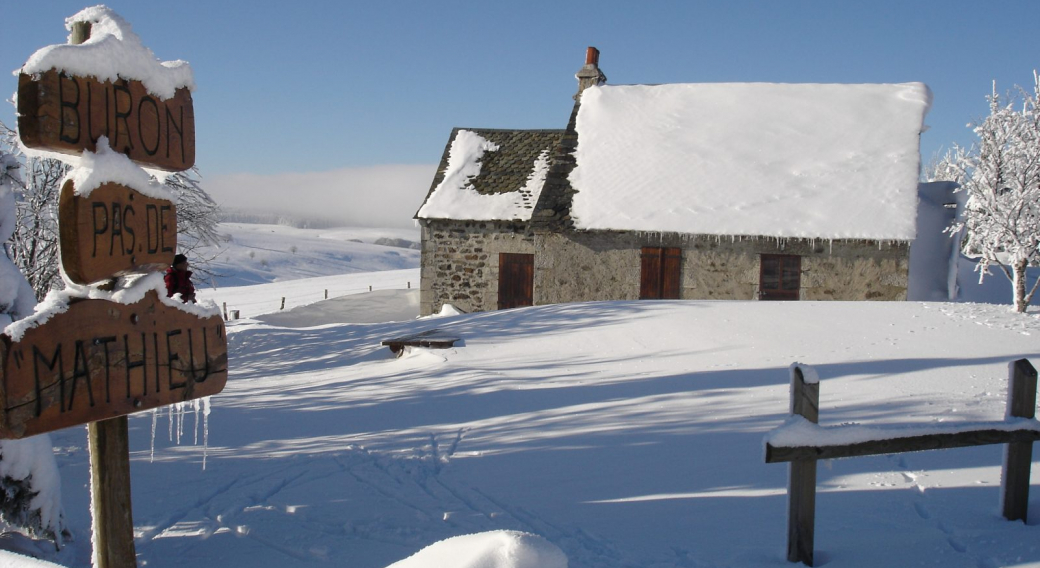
324;289;328;300
788;366;819;566
222;302;228;321
1002;358;1037;522
89;416;137;568
369;285;372;292
70;21;92;45
408;281;411;289
280;297;285;310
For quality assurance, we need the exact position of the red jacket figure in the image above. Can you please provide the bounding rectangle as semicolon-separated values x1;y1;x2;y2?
165;254;196;303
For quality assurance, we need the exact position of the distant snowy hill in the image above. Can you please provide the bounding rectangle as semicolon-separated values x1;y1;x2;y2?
197;222;420;288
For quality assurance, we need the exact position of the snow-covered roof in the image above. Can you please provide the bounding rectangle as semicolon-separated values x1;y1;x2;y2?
19;6;194;99
417;129;562;222
569;82;931;240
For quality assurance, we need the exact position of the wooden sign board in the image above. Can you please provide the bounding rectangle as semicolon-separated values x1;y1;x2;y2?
59;180;177;285
0;291;227;439
18;69;195;171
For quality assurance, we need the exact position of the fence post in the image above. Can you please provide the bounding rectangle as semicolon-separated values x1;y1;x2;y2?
788;365;819;566
222;302;228;321
324;289;328;300
280;297;285;310
369;285;372;292
1002;358;1037;522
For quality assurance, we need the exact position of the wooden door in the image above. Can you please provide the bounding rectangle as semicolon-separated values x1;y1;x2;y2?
498;253;534;309
640;247;682;299
760;254;801;301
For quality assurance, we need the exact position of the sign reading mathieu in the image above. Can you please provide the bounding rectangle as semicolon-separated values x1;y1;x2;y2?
0;290;227;439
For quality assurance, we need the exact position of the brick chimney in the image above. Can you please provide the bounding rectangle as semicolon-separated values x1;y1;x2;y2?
574;46;607;100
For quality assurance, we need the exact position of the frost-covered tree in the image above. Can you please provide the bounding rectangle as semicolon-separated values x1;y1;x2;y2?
0;120;223;291
0;146;68;547
0;123;66;299
160;166;223;282
933;74;1040;312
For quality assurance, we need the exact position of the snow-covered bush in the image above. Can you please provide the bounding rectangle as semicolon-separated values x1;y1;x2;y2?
933;74;1040;312
0;147;67;546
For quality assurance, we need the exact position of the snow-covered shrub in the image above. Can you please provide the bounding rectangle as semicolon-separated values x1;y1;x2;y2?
0;147;67;546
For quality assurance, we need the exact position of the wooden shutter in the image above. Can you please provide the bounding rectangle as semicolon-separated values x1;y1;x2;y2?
661;247;682;299
760;254;801;301
640;247;663;299
498;253;534;309
641;247;682;300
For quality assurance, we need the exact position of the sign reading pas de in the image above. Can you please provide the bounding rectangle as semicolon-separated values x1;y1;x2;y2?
59;180;177;285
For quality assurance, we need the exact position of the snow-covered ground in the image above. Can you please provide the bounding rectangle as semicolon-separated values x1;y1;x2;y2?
193;222;420;318
198;222;419;288
4;273;1038;567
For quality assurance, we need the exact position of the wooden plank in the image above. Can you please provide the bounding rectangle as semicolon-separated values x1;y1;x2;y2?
1002;358;1037;521
381;329;461;355
59;181;177;285
89;416;137;568
766;427;1040;463
0;290;227;439
17;70;195;171
788;366;817;566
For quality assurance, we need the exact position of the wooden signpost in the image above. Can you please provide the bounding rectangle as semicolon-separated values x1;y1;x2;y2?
4;15;221;568
0;291;227;439
17;69;195;171
58;181;177;285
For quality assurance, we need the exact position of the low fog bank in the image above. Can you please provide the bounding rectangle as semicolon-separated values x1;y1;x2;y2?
207;164;436;229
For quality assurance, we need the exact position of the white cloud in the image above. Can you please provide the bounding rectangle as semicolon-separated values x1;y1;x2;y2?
205;164;436;228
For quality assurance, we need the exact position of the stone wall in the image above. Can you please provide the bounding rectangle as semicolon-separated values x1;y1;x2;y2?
421;223;910;315
419;220;534;315
536;231;910;304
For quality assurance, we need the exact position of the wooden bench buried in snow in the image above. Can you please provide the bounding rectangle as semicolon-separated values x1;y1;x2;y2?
382;329;461;356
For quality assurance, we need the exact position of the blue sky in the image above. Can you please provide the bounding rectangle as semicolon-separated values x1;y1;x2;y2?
3;1;1039;221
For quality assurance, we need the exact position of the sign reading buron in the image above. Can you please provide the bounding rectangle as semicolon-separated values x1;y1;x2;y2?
0;291;227;439
17;69;195;171
59;180;177;285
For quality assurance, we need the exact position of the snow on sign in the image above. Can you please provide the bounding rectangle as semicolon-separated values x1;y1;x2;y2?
0;290;227;439
59;180;176;285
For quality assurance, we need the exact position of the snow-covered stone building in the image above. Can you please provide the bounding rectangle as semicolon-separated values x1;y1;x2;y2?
415;48;932;316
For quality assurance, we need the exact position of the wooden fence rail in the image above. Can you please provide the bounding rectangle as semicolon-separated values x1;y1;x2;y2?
765;358;1038;566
